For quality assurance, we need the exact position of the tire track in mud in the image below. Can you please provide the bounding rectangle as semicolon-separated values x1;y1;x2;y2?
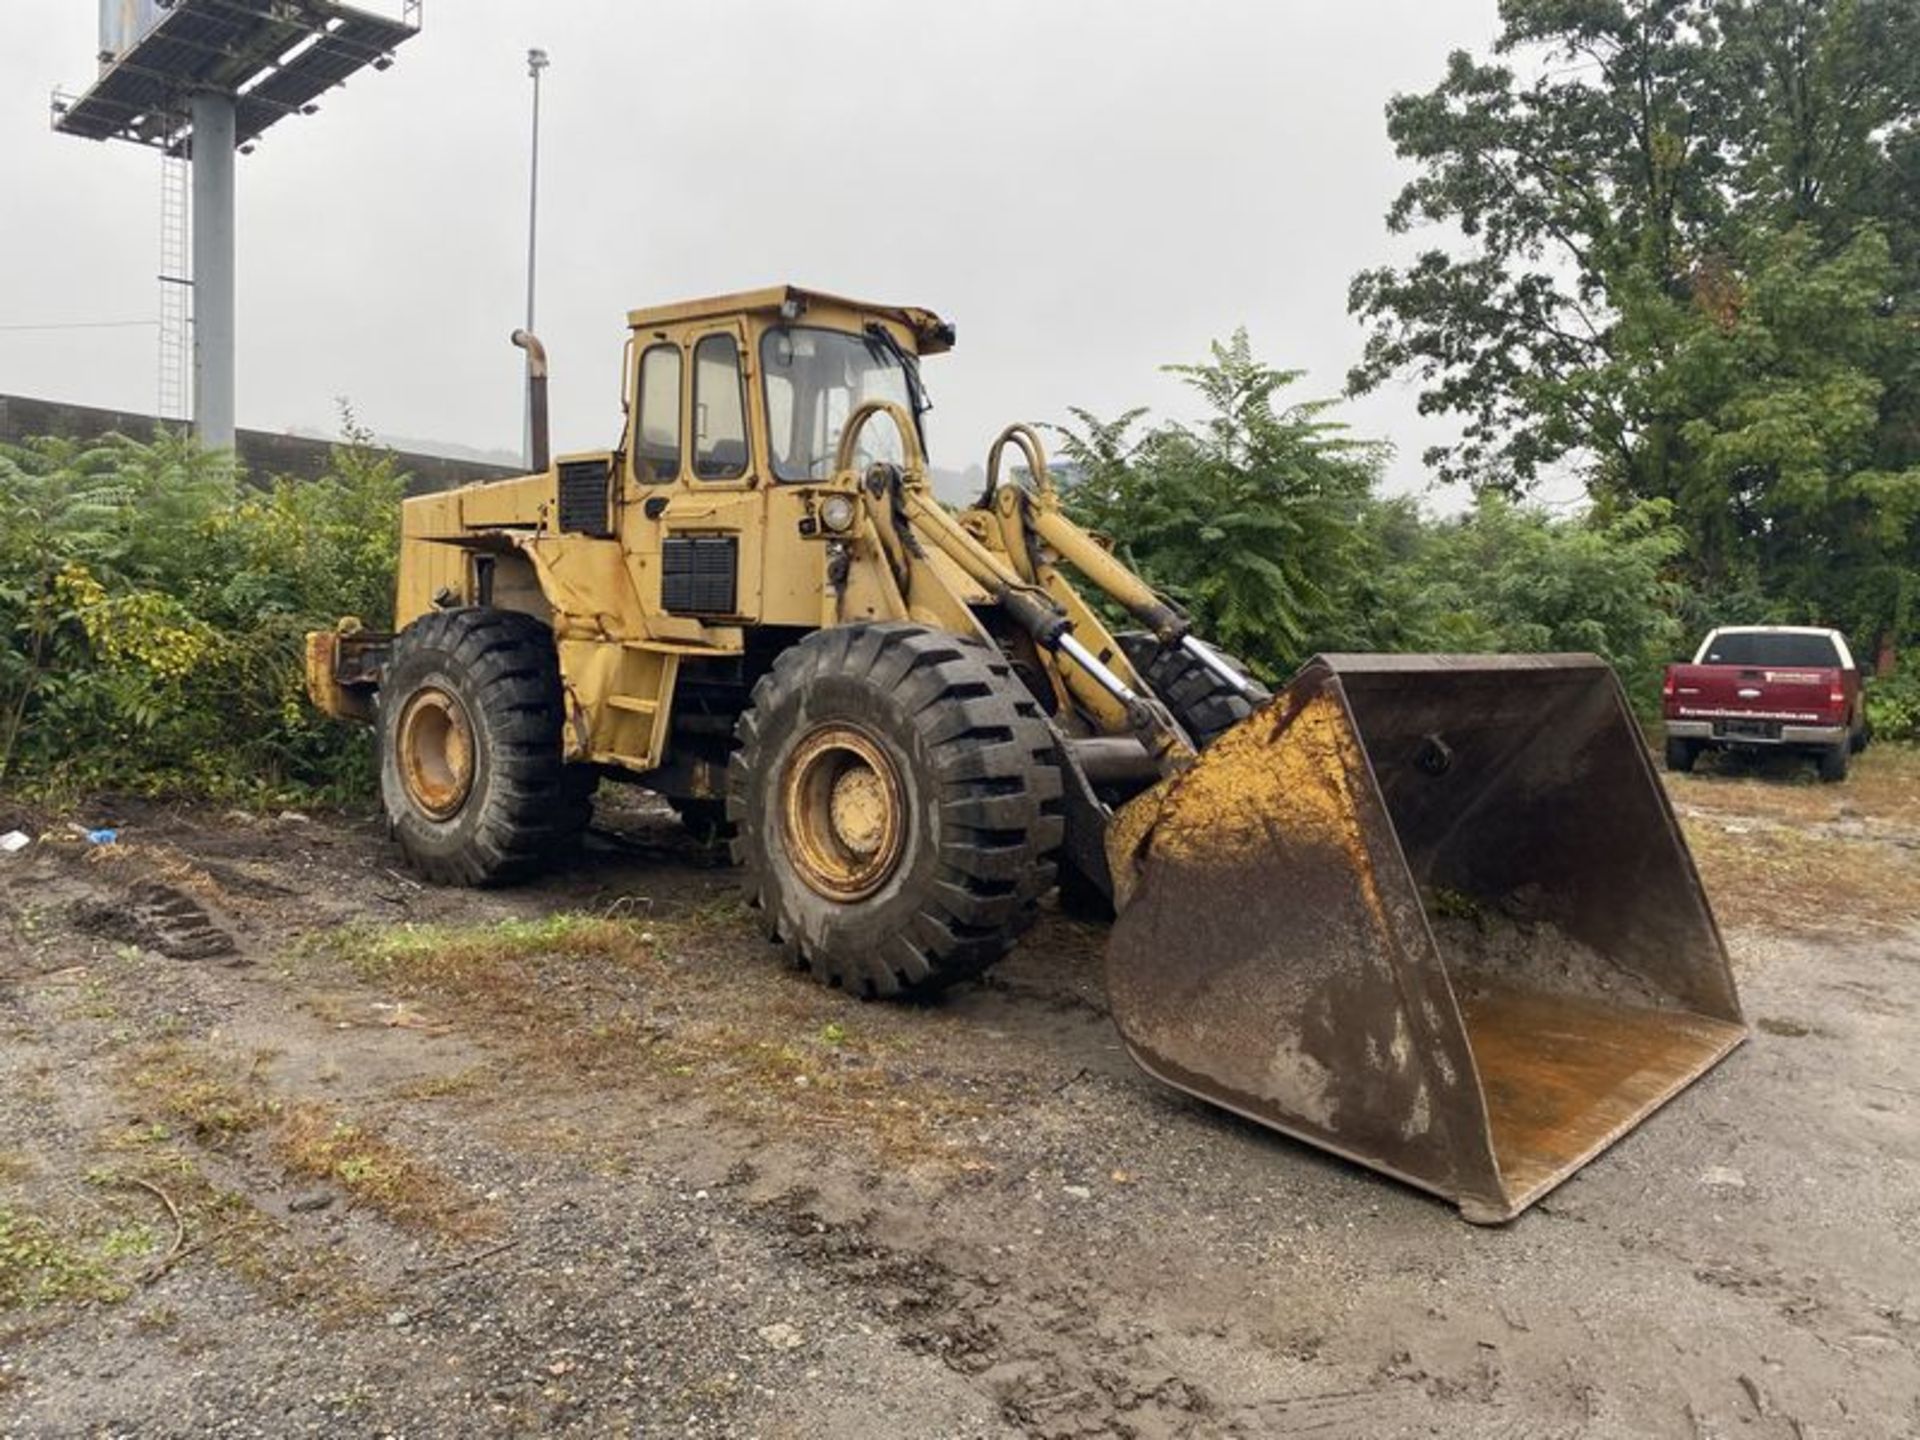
749;1184;1215;1439
745;1176;1596;1439
740;1181;1560;1440
69;879;239;962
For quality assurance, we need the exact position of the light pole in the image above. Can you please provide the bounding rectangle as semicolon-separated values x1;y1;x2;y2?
523;46;549;470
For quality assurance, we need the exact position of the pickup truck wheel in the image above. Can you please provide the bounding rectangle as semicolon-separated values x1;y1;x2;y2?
379;608;593;886
1818;742;1850;783
727;623;1064;998
1663;736;1700;773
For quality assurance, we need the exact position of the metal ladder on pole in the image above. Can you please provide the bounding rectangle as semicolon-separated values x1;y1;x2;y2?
157;134;192;423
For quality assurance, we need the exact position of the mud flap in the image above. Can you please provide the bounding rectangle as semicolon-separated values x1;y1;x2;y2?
1104;654;1746;1222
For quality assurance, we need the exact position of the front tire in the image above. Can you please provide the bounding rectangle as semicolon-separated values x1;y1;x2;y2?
378;608;593;885
727;624;1064;998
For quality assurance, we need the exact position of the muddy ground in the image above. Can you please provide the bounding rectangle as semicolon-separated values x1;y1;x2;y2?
2;747;1917;1439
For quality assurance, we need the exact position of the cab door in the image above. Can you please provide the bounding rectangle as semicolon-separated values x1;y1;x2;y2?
658;324;763;624
617;331;688;633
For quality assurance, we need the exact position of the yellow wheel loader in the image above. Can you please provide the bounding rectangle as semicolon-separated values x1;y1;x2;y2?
307;286;1745;1222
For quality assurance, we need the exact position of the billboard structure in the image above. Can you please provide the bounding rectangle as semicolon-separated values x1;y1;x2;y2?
53;1;421;448
97;2;169;64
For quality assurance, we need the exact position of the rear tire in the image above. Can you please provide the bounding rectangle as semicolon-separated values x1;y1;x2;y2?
1818;742;1849;783
1664;736;1700;773
727;623;1064;998
1118;632;1269;748
378;608;593;886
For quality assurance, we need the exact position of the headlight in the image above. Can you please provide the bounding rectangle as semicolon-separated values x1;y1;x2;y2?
819;494;857;534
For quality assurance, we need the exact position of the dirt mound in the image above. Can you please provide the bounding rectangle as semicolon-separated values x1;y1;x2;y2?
1426;894;1675;1011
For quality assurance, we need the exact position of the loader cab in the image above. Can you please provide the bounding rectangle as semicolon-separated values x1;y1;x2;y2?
620;286;951;496
625;322;756;489
609;286;956;635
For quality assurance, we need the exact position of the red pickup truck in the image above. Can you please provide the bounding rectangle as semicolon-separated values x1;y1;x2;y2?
1663;626;1869;781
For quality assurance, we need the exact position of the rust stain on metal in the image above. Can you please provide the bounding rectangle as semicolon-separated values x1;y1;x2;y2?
1459;983;1745;1207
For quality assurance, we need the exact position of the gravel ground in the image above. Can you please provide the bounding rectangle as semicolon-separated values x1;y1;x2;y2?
1;756;1917;1439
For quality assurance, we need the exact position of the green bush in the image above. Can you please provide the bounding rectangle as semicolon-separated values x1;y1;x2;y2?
0;429;402;803
1055;330;1383;674
1865;669;1920;743
1053;331;1691;710
1348;494;1689;713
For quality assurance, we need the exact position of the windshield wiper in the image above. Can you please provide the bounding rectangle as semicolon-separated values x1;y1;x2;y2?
864;323;932;421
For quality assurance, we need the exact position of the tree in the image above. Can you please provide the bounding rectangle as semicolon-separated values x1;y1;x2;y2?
1348;1;1729;493
1054;330;1384;675
1052;332;1690;707
1348;0;1919;654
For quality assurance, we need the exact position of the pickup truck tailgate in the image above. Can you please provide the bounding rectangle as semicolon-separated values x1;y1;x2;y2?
1666;663;1842;730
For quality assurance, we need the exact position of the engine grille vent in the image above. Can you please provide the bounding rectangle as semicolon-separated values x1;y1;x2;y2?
662;535;738;615
556;458;613;537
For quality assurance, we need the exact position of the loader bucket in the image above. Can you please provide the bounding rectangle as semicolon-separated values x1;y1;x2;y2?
1105;654;1745;1223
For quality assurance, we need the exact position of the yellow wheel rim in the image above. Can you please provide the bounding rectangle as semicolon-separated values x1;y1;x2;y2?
779;724;907;901
396;685;475;820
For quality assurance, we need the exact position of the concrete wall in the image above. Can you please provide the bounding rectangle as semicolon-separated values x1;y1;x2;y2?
0;393;519;495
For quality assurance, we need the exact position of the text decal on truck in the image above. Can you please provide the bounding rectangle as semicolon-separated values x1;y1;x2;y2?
1674;707;1823;722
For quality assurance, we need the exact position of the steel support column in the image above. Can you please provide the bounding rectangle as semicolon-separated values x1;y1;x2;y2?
189;90;236;451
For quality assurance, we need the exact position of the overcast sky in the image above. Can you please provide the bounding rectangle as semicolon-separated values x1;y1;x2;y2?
1;1;1501;499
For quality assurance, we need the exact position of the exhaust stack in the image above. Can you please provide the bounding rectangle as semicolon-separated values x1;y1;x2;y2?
512;328;550;472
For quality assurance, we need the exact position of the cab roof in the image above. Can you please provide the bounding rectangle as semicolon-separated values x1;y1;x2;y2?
1704;625;1844;636
625;285;954;355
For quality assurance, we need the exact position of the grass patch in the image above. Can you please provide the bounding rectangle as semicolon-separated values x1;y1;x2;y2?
349;913;661;982
117;1041;482;1239
60;973;122;1023
1682;814;1919;934
390;1067;494;1102
0;1207;127;1310
312;912;992;1169
118;1041;275;1145
1669;744;1920;829
1667;743;1920;935
274;1104;490;1240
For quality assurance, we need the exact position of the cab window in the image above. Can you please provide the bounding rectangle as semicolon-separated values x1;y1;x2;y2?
761;327;912;481
634;344;681;483
1702;631;1844;668
693;334;749;480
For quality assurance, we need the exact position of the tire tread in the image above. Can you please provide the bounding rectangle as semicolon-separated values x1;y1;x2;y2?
726;622;1063;997
380;608;592;887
